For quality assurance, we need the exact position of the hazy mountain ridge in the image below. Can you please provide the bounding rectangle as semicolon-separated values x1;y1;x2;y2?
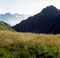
13;5;60;34
0;13;30;26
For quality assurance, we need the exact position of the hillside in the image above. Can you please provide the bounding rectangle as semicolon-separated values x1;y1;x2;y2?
0;31;60;58
13;5;60;34
0;21;15;31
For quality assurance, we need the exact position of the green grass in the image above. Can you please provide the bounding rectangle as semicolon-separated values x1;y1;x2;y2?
0;31;60;58
0;22;15;32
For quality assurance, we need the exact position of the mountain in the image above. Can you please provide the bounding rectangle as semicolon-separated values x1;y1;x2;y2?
12;5;60;34
0;13;30;26
58;9;60;11
0;21;15;31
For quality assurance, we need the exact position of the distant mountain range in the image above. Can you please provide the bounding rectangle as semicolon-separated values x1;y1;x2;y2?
12;5;60;34
0;13;30;26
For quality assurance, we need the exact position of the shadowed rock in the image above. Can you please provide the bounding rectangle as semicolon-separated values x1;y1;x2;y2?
12;5;60;34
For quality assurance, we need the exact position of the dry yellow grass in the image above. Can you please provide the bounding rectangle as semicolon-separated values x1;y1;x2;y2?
0;30;60;51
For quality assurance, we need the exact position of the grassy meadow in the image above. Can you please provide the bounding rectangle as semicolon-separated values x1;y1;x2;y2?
0;31;60;58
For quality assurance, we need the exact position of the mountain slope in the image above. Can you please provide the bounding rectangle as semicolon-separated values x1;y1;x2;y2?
13;5;60;34
0;21;15;31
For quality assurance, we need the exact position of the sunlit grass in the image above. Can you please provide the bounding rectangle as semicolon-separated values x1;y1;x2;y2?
0;31;60;58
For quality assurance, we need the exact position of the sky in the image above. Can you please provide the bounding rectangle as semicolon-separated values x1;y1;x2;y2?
0;0;60;15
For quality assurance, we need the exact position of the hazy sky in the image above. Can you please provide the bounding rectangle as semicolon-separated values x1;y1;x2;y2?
0;0;60;15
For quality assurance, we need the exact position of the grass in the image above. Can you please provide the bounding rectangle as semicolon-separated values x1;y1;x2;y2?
0;31;60;58
0;22;15;32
